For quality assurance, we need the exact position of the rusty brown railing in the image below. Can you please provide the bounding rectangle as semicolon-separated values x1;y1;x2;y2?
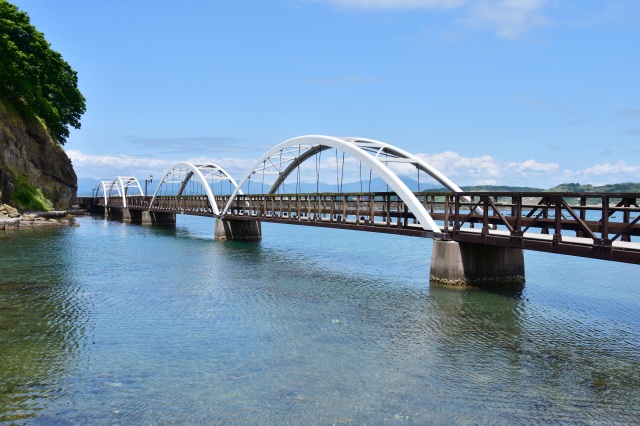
77;191;640;263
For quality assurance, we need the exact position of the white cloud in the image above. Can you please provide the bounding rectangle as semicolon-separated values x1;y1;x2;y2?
413;151;560;185
578;160;640;178
67;150;258;183
511;158;559;175
465;0;549;39
67;150;172;179
416;151;503;178
184;156;259;180
313;0;550;38
69;148;640;191
556;160;640;186
321;0;466;9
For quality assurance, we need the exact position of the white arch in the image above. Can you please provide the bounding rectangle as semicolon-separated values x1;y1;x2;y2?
222;135;465;233
96;180;115;205
149;162;241;215
114;176;144;208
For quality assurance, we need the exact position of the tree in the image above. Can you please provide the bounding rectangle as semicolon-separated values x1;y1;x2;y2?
0;1;85;144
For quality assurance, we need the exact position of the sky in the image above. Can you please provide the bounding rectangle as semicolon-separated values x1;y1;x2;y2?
10;0;640;190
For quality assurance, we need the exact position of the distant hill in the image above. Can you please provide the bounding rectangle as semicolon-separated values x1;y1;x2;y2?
78;176;640;197
459;185;542;192
547;182;640;193
457;182;640;193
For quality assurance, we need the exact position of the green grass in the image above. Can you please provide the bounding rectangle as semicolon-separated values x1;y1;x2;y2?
10;175;53;212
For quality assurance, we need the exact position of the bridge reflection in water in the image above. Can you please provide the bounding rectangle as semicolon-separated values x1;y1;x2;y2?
77;135;640;286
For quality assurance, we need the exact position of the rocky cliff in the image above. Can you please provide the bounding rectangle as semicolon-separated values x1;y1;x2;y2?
0;102;77;210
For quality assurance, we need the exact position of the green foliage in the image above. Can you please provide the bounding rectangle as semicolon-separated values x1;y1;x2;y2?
0;1;85;144
10;174;53;211
460;185;542;192
548;182;640;193
458;183;640;193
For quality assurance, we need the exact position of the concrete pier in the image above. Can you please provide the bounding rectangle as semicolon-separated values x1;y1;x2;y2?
122;209;144;224
141;211;176;226
89;204;107;217
214;219;262;240
430;240;525;287
107;207;123;221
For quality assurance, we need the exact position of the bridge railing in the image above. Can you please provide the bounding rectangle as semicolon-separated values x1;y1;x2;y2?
219;192;454;232
79;191;640;243
148;195;214;215
450;192;640;241
447;192;640;262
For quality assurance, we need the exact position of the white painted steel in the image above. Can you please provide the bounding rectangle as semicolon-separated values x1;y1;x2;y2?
114;176;144;208
96;180;115;205
150;162;241;215
222;135;465;233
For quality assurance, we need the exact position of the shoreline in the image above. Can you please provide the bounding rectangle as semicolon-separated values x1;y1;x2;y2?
0;204;86;230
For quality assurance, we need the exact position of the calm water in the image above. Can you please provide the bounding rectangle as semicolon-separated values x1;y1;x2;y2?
1;215;639;424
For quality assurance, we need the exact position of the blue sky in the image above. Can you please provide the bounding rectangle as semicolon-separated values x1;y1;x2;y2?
11;0;640;188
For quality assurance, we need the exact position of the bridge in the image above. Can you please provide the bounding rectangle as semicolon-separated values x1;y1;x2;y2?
77;135;640;287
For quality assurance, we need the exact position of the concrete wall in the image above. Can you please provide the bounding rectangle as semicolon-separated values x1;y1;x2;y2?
214;219;262;240
430;240;525;288
141;211;176;226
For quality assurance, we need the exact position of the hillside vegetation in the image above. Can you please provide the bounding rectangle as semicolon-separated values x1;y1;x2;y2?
458;182;640;193
0;1;79;210
0;1;85;144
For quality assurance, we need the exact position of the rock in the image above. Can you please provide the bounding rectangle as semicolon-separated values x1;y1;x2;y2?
1;103;77;209
0;217;20;230
0;203;18;216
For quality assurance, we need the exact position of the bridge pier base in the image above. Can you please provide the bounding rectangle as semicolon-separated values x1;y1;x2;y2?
107;207;123;221
430;240;525;288
122;209;143;224
141;211;176;226
215;219;262;240
89;204;107;216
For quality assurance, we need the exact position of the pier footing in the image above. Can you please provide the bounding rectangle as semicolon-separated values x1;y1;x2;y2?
141;211;176;226
215;219;262;240
430;240;525;287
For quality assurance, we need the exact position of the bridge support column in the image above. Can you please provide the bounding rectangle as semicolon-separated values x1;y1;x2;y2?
141;211;176;226
123;209;143;224
89;204;107;217
107;207;123;221
430;240;525;287
215;219;262;240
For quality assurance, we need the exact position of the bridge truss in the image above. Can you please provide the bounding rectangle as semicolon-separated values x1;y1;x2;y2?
223;135;466;233
95;177;144;208
80;135;640;264
150;162;241;215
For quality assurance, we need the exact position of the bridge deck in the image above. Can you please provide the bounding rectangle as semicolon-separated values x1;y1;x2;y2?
78;191;640;264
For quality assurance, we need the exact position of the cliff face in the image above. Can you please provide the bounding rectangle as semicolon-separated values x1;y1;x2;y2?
0;104;77;210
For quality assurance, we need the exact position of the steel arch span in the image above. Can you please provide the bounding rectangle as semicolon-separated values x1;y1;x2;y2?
222;135;466;233
114;176;144;208
96;180;116;205
150;162;241;215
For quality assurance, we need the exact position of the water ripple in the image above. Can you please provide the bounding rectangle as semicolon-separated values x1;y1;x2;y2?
0;217;639;423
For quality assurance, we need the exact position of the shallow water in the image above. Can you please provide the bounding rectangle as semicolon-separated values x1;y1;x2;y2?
1;215;639;424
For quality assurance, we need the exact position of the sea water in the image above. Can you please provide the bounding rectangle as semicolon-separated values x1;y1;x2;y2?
1;215;639;424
